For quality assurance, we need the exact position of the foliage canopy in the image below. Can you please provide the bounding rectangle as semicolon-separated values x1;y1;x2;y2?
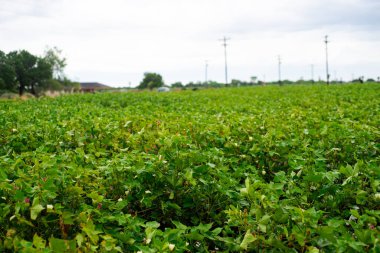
0;47;77;96
138;72;164;90
0;84;379;252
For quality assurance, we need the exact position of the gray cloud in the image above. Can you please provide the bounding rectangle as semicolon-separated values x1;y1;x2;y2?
222;0;380;36
0;0;59;23
1;0;379;84
301;0;380;30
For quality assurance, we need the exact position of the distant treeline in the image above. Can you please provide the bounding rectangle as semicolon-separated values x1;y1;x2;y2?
0;47;79;96
170;77;379;89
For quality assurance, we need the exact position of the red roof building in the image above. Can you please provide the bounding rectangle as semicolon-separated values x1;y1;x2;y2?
79;82;112;92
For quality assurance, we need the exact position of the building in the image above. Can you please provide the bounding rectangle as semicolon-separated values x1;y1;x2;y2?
79;82;112;93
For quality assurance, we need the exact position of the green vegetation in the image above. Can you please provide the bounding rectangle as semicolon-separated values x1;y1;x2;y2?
138;73;165;90
0;84;379;252
0;47;79;96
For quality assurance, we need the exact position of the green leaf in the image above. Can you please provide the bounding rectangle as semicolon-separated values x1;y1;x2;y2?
62;211;74;225
196;223;212;233
14;190;25;201
49;238;76;253
30;200;44;221
87;191;104;203
350;209;360;219
240;178;250;195
75;233;84;247
184;168;196;186
356;190;367;205
145;221;160;229
172;221;187;230
33;234;46;249
307;246;320;253
82;221;102;244
258;224;267;233
211;227;223;236
240;230;256;250
259;214;271;225
347;240;367;251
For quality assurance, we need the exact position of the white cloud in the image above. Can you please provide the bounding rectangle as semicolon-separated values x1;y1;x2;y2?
1;0;379;86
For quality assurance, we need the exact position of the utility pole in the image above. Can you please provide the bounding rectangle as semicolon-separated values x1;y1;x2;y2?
324;35;330;85
220;36;230;86
311;64;314;83
205;60;208;84
278;55;282;85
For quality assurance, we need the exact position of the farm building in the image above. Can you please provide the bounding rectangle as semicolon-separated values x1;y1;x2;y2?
79;82;112;92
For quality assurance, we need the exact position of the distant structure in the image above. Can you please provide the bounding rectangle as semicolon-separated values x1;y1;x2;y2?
324;35;330;85
205;60;208;84
311;64;314;83
79;82;112;93
157;86;170;92
278;55;282;85
219;36;230;86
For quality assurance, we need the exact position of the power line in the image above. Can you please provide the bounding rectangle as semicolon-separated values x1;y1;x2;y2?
324;35;330;85
219;36;230;86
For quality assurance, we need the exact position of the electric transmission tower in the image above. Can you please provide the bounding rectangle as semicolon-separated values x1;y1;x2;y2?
220;36;230;86
324;35;330;85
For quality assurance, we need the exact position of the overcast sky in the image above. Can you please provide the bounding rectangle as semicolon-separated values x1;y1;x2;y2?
1;0;379;87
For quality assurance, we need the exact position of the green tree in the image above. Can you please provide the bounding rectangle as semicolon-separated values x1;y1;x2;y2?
138;72;164;90
31;58;53;94
0;50;17;91
0;48;75;95
8;50;53;96
171;81;183;88
43;46;66;79
8;50;37;96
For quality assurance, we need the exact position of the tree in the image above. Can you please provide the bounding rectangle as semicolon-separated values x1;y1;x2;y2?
0;48;75;96
171;81;183;88
8;50;53;96
0;50;17;91
8;50;37;96
43;46;66;79
30;57;53;94
138;72;164;90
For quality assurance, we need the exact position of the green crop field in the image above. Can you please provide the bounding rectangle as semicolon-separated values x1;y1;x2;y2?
0;84;379;252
